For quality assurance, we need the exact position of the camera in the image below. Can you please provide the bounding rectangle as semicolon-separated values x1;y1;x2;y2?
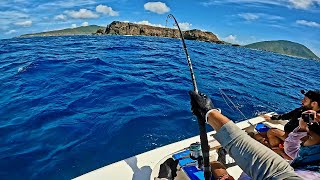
302;112;315;123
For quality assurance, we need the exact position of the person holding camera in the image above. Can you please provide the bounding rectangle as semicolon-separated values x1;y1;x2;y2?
264;90;320;147
282;111;320;179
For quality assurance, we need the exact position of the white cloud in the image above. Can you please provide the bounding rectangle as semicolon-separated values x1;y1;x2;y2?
296;20;320;28
133;20;192;30
289;0;313;9
66;9;99;19
71;24;77;28
238;13;284;21
224;35;238;43
14;20;32;27
201;0;320;10
134;20;164;27
81;22;89;26
96;5;119;16
223;34;243;44
266;14;284;20
54;14;67;21
268;24;287;29
0;11;30;29
176;22;192;31
202;0;285;7
0;11;29;19
144;2;170;14
133;20;191;30
238;13;259;21
5;29;17;34
38;0;96;9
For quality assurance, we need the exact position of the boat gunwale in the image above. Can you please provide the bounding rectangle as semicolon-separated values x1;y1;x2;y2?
74;112;285;180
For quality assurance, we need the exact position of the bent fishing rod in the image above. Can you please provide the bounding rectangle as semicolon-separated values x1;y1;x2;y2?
167;14;198;93
167;14;211;180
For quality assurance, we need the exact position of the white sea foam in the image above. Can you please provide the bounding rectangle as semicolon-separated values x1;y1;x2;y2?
18;63;31;73
18;67;24;73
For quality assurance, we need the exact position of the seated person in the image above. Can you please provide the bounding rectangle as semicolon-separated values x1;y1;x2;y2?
211;161;235;180
263;90;320;147
285;110;320;157
268;111;320;179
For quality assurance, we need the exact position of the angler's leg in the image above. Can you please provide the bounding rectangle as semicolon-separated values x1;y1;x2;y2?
267;128;286;147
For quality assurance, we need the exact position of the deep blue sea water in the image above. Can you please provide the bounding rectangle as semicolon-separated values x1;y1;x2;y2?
0;35;319;179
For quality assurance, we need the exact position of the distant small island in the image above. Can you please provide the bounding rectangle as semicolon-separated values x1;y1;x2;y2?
245;40;319;60
19;21;319;60
20;25;104;37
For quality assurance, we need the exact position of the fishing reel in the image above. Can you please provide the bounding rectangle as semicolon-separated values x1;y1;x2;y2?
189;142;203;169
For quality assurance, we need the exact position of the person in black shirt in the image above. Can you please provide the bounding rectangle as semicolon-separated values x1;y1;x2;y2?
265;90;320;147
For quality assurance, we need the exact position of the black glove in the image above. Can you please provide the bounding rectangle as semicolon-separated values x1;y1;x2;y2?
189;91;214;121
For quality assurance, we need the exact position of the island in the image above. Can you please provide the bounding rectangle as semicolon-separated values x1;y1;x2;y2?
245;40;319;60
101;21;225;44
20;25;104;37
20;21;226;44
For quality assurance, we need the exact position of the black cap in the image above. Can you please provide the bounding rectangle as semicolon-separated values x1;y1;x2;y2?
301;90;320;104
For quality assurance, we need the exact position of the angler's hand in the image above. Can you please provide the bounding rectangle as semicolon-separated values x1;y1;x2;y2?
189;91;214;121
298;118;308;132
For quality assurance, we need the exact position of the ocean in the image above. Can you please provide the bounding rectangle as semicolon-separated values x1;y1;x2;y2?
0;35;319;179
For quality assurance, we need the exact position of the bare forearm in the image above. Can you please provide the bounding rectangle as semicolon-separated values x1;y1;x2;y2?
207;111;230;131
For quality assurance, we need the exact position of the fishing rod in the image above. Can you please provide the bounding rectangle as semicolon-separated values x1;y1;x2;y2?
167;14;211;180
167;14;198;93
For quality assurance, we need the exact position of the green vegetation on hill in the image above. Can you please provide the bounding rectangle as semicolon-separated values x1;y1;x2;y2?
245;40;319;60
20;25;104;37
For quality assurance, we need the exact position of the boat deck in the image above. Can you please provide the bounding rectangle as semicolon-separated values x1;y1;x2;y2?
74;113;287;180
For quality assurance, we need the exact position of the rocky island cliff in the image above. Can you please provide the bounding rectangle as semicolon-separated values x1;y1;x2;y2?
19;21;226;44
102;21;225;44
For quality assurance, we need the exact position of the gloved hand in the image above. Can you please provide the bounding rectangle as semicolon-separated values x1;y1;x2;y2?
189;91;214;121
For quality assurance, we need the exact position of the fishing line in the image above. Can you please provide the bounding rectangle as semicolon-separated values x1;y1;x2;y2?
219;88;247;119
220;90;235;112
219;88;276;119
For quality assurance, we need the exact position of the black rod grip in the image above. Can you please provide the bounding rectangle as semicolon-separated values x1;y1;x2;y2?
197;118;211;180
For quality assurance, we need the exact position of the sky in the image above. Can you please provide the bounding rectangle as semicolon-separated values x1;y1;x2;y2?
1;0;319;56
